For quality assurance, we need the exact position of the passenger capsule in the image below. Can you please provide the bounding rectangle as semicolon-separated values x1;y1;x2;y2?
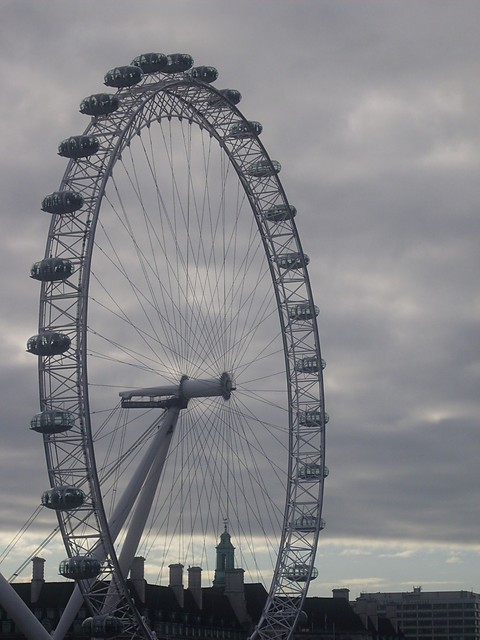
104;65;143;88
30;410;75;434
79;93;119;116
30;258;74;282
187;65;218;83
298;463;329;480
277;252;309;270
264;204;297;222
285;564;318;582
288;303;319;321
58;136;99;159
247;159;281;178
295;356;326;374
208;89;242;106
41;487;85;511
59;556;101;580
41;191;84;215
131;52;168;73
299;410;329;427
164;53;194;73
229;121;263;139
26;332;71;356
82;616;124;638
298;611;309;626
293;515;326;532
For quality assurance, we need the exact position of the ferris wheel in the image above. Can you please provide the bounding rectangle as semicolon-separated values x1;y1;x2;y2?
27;52;328;640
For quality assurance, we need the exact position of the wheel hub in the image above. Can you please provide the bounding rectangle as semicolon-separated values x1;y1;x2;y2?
119;372;235;408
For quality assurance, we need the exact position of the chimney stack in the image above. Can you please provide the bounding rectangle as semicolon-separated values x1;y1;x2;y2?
188;566;203;610
169;563;184;608
224;568;249;625
332;588;350;602
31;557;45;603
130;557;146;604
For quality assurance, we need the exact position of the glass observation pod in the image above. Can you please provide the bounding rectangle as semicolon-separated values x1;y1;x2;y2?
285;564;319;582
30;258;74;282
247;159;281;178
104;65;143;88
187;65;219;83
295;356;326;374
229;120;263;139
297;612;309;626
131;52;168;74
59;556;102;580
288;303;319;322
41;191;84;215
293;515;326;532
164;53;194;73
277;252;309;271
41;487;86;511
208;88;242;107
79;93;120;117
298;463;329;480
299;410;329;427
26;332;71;356
30;410;76;435
82;616;124;638
58;136;100;160
264;204;297;222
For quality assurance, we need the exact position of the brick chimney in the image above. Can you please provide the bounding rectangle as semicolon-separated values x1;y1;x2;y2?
169;563;184;608
224;568;250;625
130;556;146;604
31;557;45;603
332;588;350;602
188;566;203;610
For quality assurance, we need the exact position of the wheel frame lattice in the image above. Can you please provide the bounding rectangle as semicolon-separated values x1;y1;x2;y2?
34;61;327;640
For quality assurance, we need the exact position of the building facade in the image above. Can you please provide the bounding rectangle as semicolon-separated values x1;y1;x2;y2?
0;530;380;639
354;587;480;640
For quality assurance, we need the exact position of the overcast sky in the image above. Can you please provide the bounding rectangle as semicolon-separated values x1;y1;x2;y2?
0;0;479;599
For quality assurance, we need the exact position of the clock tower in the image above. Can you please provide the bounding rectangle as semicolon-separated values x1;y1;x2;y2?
212;521;235;587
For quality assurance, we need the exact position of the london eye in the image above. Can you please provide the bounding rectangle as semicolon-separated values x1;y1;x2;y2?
26;51;329;639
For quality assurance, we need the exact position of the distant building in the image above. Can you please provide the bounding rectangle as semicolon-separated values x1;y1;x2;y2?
296;595;373;640
328;587;402;640
354;587;480;640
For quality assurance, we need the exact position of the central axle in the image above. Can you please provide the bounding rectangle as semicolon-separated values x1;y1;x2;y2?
119;372;235;409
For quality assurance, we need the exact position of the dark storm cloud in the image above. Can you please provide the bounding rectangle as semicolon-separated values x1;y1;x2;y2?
0;0;479;591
